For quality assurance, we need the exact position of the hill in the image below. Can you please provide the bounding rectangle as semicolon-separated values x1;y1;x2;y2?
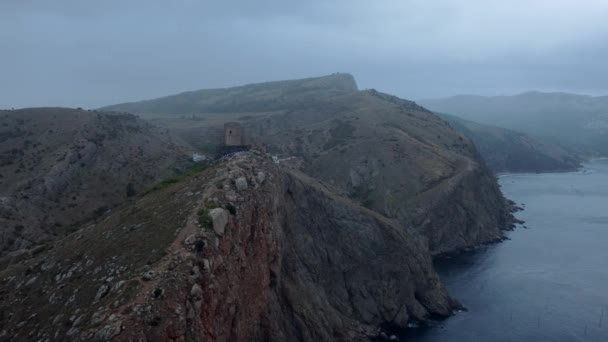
0;75;521;341
0;108;189;257
438;113;581;173
0;153;458;341
242;90;514;254
419;92;608;156
116;75;516;255
100;73;358;116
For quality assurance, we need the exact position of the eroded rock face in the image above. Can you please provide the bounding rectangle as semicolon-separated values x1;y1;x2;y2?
244;90;515;255
115;154;456;341
0;154;458;341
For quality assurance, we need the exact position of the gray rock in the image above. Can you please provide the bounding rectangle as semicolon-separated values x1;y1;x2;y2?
25;276;37;286
90;309;108;326
52;314;64;326
72;314;84;327
208;208;228;236
142;270;156;281
66;327;80;337
202;259;211;273
235;177;248;191
256;171;266;184
94;321;121;342
183;234;197;245
191;265;202;279
190;284;203;299
94;284;110;303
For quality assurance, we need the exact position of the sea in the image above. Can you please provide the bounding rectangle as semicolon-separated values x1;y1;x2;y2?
405;159;608;341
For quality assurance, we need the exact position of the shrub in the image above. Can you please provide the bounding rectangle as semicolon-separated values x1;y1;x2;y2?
198;202;219;228
197;208;212;228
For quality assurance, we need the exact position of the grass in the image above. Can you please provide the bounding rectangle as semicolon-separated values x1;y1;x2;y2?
141;162;209;196
197;202;219;228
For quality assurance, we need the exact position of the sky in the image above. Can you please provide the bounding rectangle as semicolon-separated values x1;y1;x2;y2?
2;0;608;108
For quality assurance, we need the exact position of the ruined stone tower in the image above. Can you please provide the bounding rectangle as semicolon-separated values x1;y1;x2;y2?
224;122;242;146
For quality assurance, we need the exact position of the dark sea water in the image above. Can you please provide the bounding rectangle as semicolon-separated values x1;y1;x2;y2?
407;159;608;341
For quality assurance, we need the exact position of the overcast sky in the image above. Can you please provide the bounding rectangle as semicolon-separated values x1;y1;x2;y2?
2;0;608;108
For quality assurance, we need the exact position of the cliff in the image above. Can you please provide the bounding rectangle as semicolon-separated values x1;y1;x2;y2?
102;74;516;255
0;153;457;341
244;89;514;255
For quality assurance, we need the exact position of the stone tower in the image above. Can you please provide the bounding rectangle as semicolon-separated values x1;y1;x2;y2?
224;122;242;146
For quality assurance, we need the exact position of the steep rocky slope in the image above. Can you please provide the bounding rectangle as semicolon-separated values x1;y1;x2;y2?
0;153;457;341
438;113;581;173
243;90;513;254
0;108;189;256
105;74;516;255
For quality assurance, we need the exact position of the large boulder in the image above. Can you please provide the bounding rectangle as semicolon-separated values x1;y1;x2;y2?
208;208;228;236
235;177;248;191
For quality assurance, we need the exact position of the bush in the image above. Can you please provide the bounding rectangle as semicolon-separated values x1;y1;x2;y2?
197;208;212;228
198;202;219;228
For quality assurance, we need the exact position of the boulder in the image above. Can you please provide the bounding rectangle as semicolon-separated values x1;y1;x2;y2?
235;177;248;191
142;270;156;281
190;284;203;299
208;208;228;236
256;172;266;184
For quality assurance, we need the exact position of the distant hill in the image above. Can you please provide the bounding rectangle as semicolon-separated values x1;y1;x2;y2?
0;108;189;256
100;73;358;116
419;92;608;156
438;113;581;173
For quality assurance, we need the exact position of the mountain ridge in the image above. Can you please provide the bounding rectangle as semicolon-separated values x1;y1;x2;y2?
438;112;581;173
100;73;358;116
419;92;608;156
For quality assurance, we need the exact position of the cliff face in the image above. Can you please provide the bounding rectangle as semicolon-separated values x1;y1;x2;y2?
244;90;514;255
0;154;457;341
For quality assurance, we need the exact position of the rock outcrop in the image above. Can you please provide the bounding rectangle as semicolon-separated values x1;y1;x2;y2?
0;153;457;341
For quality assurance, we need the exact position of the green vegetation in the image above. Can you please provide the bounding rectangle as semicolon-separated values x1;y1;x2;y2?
141;162;209;196
197;202;219;228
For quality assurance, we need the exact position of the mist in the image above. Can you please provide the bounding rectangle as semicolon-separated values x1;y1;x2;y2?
2;0;608;108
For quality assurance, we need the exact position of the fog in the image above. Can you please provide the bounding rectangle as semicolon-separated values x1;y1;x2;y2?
2;0;608;108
